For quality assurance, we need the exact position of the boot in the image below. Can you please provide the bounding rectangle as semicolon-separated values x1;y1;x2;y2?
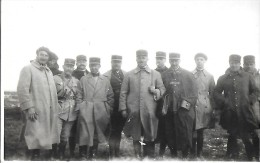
114;141;120;158
59;141;67;160
148;142;155;159
197;130;204;159
88;144;98;161
170;147;177;158
31;149;40;161
190;138;197;159
109;145;115;160
159;141;166;157
69;137;76;159
79;145;87;160
133;140;142;160
143;141;148;158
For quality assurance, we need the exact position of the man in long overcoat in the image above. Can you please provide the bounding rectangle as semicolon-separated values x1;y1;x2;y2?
76;57;114;160
17;46;60;160
103;55;126;159
214;54;258;161
154;51;169;157
243;55;260;160
119;49;166;159
70;55;90;158
191;53;215;158
161;53;197;159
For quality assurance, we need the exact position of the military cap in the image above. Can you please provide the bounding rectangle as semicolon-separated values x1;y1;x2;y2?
111;55;122;61
136;49;148;57
36;46;50;55
243;55;255;64
194;53;207;60
89;57;100;64
169;53;180;60
156;51;166;59
76;55;87;61
48;51;58;61
64;58;75;66
229;54;241;63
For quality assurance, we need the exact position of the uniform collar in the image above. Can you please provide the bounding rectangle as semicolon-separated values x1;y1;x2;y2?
169;66;181;74
134;66;151;73
31;60;50;71
225;67;243;76
192;68;206;76
86;73;104;80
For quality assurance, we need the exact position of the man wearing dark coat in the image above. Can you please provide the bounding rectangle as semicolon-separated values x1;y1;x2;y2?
103;55;126;159
161;53;198;159
214;54;258;161
243;55;260;161
154;51;169;158
70;54;89;158
47;51;62;76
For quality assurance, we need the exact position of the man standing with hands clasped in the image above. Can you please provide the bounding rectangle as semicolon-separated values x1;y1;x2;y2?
119;49;165;159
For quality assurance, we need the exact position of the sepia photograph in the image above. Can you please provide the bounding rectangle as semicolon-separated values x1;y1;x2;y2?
2;0;260;162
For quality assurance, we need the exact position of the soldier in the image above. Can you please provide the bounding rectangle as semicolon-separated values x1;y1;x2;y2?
47;51;62;75
70;54;89;158
53;58;79;160
103;55;126;159
191;53;215;159
214;54;258;161
76;57;114;160
154;51;169;158
161;53;197;159
72;55;90;80
243;55;260;161
17;46;60;160
119;49;166;159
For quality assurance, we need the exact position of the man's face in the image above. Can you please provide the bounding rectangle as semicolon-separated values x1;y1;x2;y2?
111;60;122;71
36;51;49;65
156;58;166;68
195;57;206;69
229;61;241;72
89;64;101;74
243;62;255;73
169;59;180;69
76;60;87;70
63;64;74;76
47;59;58;69
136;56;148;68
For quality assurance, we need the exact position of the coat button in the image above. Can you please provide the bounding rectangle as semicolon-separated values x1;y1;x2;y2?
234;92;237;94
233;78;236;80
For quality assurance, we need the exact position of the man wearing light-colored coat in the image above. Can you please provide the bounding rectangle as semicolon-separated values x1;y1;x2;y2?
119;50;166;159
17;47;60;160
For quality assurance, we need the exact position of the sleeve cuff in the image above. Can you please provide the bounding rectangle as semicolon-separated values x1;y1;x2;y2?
20;101;34;111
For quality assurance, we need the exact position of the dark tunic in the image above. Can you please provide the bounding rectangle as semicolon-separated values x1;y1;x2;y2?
161;67;197;150
72;68;89;80
154;66;168;143
214;68;258;134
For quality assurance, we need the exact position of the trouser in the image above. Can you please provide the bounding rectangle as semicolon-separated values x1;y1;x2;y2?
109;112;126;158
227;131;254;160
191;129;204;157
252;130;259;160
69;120;78;157
58;118;75;142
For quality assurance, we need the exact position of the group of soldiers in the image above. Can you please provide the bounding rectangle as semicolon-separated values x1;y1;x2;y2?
17;46;259;161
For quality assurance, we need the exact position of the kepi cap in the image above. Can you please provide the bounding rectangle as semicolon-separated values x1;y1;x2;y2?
169;53;180;60
111;55;122;61
136;49;148;57
243;55;255;64
48;51;58;61
156;51;166;59
89;57;100;65
76;55;87;61
229;54;241;63
194;53;207;60
64;58;75;66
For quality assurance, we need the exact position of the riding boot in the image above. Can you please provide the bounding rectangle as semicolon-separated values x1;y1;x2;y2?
69;137;76;159
79;145;87;160
59;141;67;160
133;140;142;160
31;149;40;161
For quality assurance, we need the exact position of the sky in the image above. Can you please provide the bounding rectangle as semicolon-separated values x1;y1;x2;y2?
2;0;260;91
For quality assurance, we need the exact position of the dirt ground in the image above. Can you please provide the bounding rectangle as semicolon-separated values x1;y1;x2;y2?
4;107;249;161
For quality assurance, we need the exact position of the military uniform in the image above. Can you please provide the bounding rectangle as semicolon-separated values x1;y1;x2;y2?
53;59;79;160
161;53;198;158
243;55;260;160
103;55;126;158
70;55;89;158
48;51;62;76
214;55;258;161
154;51;169;157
